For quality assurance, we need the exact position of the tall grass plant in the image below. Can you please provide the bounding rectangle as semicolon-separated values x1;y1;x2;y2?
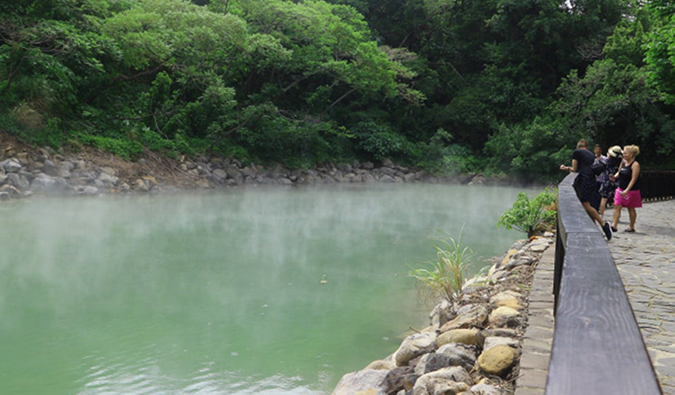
410;230;474;303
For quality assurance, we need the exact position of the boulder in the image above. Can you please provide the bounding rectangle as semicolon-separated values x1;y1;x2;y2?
365;359;396;371
470;382;504;395
483;336;520;350
488;306;521;328
414;352;473;375
436;343;477;368
75;186;99;196
98;172;118;185
7;173;30;191
379;174;395;183
477;345;516;375
332;369;388;395
502;254;535;270
15;152;29;164
0;184;22;198
29;174;72;194
489;291;522;310
212;168;228;181
439;305;488;332
477;329;519;348
241;166;257;179
404;172;417;183
42;160;60;177
436;328;480;347
429;299;454;328
0;158;22;173
496;249;519;270
74;160;88;171
134;179;149;192
412;367;471;395
394;332;437;366
382;366;417;393
118;182;131;193
362;173;376;182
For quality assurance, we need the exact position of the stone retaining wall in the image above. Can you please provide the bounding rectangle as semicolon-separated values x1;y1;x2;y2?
0;144;512;199
332;235;554;395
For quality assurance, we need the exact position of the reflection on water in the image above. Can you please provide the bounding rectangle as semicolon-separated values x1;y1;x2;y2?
0;183;528;394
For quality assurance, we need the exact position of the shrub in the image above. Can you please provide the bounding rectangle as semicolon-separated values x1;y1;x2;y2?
352;121;408;162
497;188;557;238
77;133;144;161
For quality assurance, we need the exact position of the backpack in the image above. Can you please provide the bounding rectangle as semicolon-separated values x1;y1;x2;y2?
591;159;606;176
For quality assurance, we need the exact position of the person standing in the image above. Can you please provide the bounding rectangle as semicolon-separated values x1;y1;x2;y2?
560;139;613;240
591;144;608;211
598;145;623;216
611;145;642;232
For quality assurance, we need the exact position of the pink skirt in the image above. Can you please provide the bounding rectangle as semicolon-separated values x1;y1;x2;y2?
614;188;642;208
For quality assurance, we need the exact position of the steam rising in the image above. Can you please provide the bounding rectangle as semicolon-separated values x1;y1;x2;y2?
0;183;529;394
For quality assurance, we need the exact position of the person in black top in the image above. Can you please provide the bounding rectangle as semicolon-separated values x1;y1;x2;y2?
610;145;642;232
560;139;613;240
598;145;623;216
591;144;607;211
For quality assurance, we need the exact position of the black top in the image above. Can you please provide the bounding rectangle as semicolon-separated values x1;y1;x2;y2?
572;148;595;178
607;156;622;174
618;161;641;190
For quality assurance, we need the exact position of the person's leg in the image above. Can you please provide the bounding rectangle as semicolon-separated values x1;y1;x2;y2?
582;201;605;226
590;187;601;212
600;197;608;216
628;207;637;230
612;205;622;230
583;201;613;240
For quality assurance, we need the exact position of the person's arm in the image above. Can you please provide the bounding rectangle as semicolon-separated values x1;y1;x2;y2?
610;160;623;180
560;159;578;172
620;161;640;196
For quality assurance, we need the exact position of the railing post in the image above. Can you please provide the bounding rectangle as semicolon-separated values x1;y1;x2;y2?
552;219;564;316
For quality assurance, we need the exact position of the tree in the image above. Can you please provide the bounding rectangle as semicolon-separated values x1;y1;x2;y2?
644;0;675;104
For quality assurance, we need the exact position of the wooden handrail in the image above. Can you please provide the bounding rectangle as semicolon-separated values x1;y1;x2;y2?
547;173;662;394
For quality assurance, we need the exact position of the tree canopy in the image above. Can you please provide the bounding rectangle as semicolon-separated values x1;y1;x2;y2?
1;0;673;179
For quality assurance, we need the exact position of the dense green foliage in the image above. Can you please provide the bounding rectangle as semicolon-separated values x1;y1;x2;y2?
1;0;674;179
497;188;557;237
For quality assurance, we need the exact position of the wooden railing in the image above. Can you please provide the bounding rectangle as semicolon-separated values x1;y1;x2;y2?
641;170;675;201
548;173;663;394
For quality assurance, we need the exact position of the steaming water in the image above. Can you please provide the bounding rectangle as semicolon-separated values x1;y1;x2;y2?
0;183;529;394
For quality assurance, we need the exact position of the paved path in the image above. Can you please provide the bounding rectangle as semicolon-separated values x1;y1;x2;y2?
515;244;555;395
609;199;675;394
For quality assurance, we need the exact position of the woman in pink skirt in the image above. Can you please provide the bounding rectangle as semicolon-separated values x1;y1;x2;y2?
611;145;642;232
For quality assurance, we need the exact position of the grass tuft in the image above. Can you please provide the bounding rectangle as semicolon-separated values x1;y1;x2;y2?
410;229;474;303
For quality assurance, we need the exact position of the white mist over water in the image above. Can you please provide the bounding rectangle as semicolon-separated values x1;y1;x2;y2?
0;183;533;394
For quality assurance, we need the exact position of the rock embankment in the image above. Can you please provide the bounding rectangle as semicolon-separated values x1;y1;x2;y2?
332;235;554;395
0;137;510;199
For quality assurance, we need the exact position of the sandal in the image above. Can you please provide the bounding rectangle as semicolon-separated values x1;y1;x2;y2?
624;228;635;232
611;226;618;232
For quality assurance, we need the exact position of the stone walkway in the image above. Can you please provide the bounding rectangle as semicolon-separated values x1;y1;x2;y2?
515;244;555;395
609;199;675;394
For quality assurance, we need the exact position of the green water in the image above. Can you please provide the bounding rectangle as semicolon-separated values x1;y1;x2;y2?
0;183;527;394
